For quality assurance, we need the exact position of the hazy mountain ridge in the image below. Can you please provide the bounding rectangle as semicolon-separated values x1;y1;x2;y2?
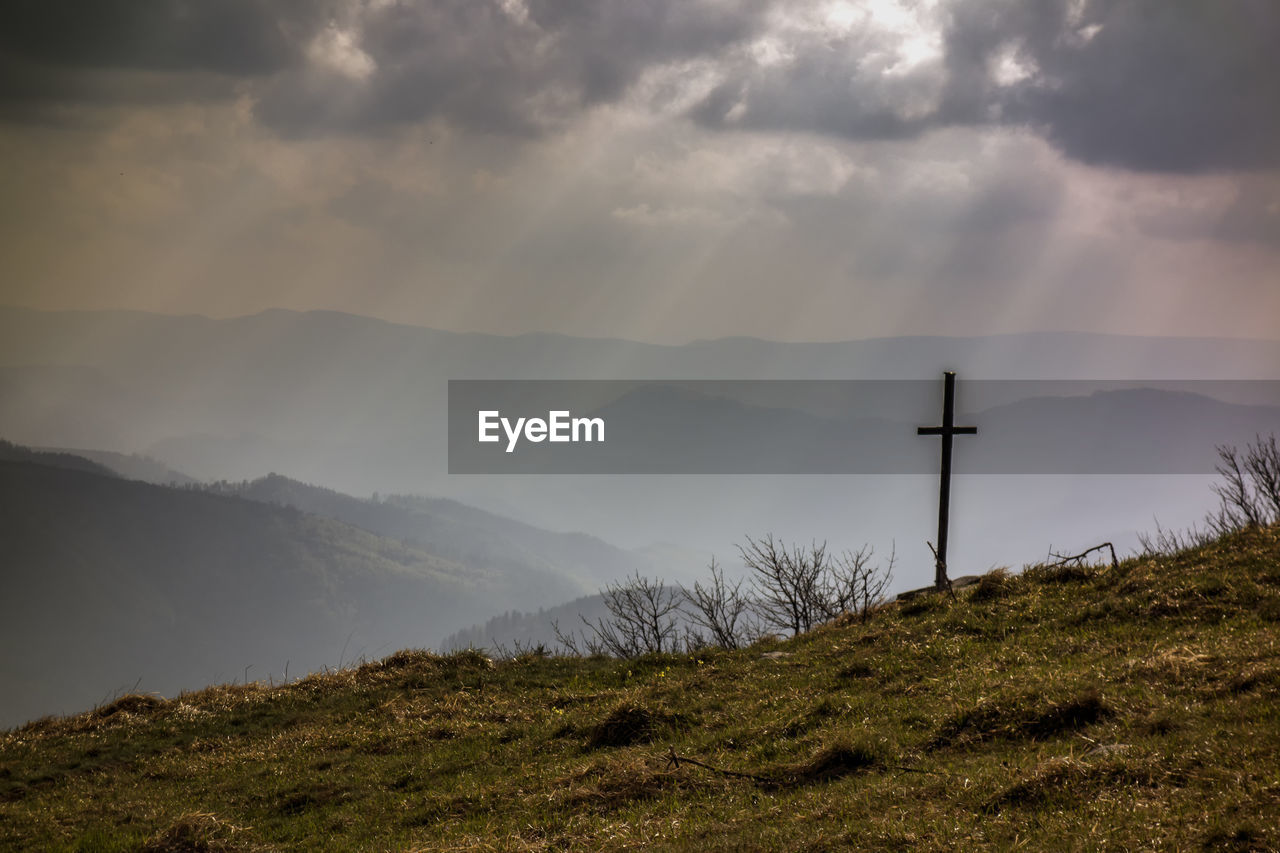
4;307;1279;382
0;455;564;729
0;440;712;727
0;438;120;479
2;306;1272;581
441;593;611;653
2;305;1277;490
214;472;651;593
957;388;1280;473
35;445;197;485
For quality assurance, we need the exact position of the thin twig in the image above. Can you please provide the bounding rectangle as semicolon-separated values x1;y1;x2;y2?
883;764;948;776
665;747;775;783
927;541;955;597
1047;542;1119;572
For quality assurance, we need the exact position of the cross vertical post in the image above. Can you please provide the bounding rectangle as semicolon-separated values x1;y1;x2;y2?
917;372;978;589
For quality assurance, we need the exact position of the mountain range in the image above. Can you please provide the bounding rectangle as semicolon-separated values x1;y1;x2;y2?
2;306;1278;492
0;444;688;728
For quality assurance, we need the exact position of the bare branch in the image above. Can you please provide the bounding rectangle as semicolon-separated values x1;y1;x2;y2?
575;573;682;658
740;535;829;635
1244;434;1280;522
1047;542;1119;572
1213;443;1260;528
679;557;757;650
739;534;893;635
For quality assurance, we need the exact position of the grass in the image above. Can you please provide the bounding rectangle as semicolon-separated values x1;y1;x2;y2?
3;525;1280;851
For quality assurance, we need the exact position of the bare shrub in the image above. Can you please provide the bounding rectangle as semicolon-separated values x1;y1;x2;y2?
1141;434;1280;556
558;573;682;658
827;543;895;623
1212;442;1263;531
1137;518;1216;557
739;535;831;635
739;534;894;636
559;536;895;659
1211;435;1280;531
1245;434;1280;520
679;557;758;650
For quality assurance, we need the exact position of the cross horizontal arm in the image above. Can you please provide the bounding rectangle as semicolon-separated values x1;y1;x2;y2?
916;426;978;436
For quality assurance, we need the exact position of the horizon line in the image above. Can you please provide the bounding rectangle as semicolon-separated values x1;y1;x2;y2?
2;303;1279;348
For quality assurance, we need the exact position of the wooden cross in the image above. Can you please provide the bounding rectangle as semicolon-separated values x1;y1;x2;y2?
917;371;977;589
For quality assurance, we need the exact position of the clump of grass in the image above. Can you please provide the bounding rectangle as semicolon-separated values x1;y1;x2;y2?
272;782;352;817
1024;562;1093;584
301;647;496;692
987;755;1159;811
898;593;945;617
1201;820;1272;852
141;811;253;852
928;687;1110;750
779;697;845;738
969;567;1013;602
403;793;484;826
587;702;669;748
834;660;875;681
770;739;883;787
1137;708;1182;736
1257;596;1280;622
1224;665;1280;697
1125;644;1218;691
560;755;715;811
93;693;166;719
377;648;437;670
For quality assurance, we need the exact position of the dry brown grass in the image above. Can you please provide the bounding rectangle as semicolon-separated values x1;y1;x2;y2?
141;811;256;852
969;567;1014;602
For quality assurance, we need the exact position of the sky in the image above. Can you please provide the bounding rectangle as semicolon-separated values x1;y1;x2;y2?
1;0;1278;344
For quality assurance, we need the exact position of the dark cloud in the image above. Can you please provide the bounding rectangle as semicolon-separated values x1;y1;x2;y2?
0;55;241;118
522;0;765;103
0;0;768;135
689;5;980;139
692;47;941;140
0;0;321;74
0;0;331;115
256;0;769;136
691;0;1280;173
255;2;550;137
989;0;1280;172
2;0;1277;173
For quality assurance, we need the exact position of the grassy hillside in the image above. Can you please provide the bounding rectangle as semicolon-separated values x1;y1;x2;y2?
3;525;1279;851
